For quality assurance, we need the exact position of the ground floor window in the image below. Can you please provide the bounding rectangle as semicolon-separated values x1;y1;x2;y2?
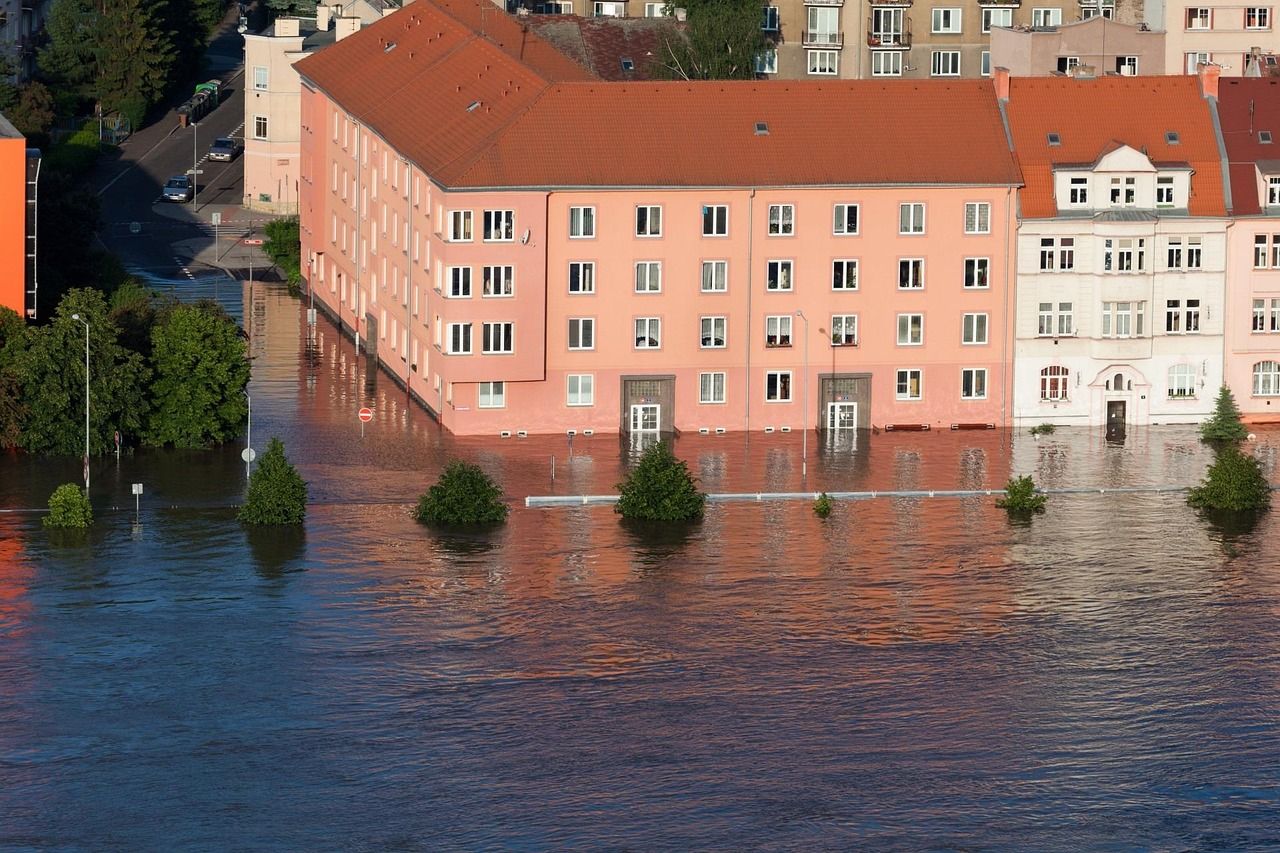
765;370;792;402
961;368;987;400
1041;365;1069;401
896;368;922;400
700;371;726;404
567;374;593;406
478;381;505;408
1254;361;1280;396
1167;364;1196;398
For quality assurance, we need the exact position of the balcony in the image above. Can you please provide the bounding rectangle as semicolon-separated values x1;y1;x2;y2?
803;30;844;47
869;0;912;6
805;0;844;5
978;0;1020;5
867;18;912;47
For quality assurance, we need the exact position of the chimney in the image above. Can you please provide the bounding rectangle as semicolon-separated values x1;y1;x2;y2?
316;4;333;30
1198;61;1221;99
275;16;301;37
993;66;1010;101
336;16;362;40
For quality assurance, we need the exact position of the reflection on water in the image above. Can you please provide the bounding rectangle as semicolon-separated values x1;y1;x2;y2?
1;286;1279;849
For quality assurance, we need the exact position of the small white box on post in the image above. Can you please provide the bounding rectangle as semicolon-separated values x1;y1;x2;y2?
132;482;143;516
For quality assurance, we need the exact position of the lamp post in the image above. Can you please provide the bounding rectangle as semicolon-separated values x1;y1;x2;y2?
70;313;90;492
191;122;198;206
243;389;252;481
795;309;809;483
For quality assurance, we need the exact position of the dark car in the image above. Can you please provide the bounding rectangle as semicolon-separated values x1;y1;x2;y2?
162;175;193;202
208;136;241;162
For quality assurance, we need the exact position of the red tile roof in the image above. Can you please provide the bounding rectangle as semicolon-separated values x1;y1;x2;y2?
1217;77;1280;216
296;1;1022;190
1004;76;1226;218
525;15;680;81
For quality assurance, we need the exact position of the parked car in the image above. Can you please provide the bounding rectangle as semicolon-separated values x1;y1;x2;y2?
208;136;241;161
162;175;193;202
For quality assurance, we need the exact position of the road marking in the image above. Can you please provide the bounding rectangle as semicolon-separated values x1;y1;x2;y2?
173;256;197;281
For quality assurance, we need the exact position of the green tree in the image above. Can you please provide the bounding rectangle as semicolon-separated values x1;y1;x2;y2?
109;279;160;357
656;0;766;80
39;0;101;99
95;0;177;128
263;215;302;290
17;288;149;455
239;437;307;525
1188;446;1272;513
996;475;1047;514
145;301;249;448
0;306;27;448
44;483;93;528
615;441;706;522
1200;385;1249;444
414;460;509;526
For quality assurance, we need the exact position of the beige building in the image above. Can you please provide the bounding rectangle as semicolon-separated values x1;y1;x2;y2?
990;16;1166;74
1157;0;1279;75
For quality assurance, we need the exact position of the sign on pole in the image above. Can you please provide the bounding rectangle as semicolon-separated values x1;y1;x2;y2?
132;482;143;516
244;238;264;246
211;212;222;226
359;406;373;438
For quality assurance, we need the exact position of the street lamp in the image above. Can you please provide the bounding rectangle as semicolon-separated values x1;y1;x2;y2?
243;389;252;481
794;309;809;483
70;313;90;492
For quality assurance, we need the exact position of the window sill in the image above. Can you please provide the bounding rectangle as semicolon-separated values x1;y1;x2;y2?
765;342;793;348
831;341;858;348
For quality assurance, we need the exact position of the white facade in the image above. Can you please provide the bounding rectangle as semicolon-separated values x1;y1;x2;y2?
1014;144;1229;427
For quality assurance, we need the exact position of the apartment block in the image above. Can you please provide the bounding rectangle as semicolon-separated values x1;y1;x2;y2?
0;113;35;320
1160;0;1278;74
990;16;1165;75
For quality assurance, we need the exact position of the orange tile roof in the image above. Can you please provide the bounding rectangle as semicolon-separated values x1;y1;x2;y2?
297;1;1022;190
1218;77;1280;216
1004;76;1226;218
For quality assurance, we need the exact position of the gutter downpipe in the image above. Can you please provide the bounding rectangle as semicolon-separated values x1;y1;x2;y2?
1003;185;1013;431
353;116;363;356
745;188;756;435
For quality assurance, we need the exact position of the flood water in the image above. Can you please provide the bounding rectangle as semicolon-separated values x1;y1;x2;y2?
2;286;1279;849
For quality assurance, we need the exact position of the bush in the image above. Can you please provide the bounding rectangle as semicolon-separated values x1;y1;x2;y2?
615;441;705;522
238;437;307;525
44;121;104;177
996;475;1047;514
44;483;92;528
1200;385;1249;444
1187;446;1272;513
414;460;508;526
1029;423;1056;436
263;216;302;291
813;492;833;518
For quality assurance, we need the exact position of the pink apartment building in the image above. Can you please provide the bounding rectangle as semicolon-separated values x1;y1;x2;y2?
1220;77;1280;421
295;0;1021;436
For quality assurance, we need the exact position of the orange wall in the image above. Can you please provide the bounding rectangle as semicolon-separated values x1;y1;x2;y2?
0;137;25;318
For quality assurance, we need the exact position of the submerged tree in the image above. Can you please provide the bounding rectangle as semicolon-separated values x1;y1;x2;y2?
996;475;1047;515
239;438;307;525
414;460;508;526
615;441;706;522
1187;446;1272;513
44;483;93;529
1200;385;1249;444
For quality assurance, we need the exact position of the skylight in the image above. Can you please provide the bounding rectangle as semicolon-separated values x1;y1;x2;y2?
620;57;635;72
1047;132;1061;146
1261;130;1274;144
1165;131;1180;144
755;122;769;135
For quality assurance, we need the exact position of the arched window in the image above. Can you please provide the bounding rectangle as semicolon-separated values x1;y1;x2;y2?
1253;361;1280;396
1113;372;1125;392
1168;364;1196;398
1041;365;1070;401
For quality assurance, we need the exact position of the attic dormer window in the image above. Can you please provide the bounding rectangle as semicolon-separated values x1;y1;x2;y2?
1165;131;1180;145
1047;132;1061;146
755;122;769;135
1261;130;1274;144
620;57;635;72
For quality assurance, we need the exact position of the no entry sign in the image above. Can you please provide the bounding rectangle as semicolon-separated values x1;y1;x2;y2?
358;407;374;423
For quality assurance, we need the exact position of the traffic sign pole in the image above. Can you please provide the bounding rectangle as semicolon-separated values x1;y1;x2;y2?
359;406;374;438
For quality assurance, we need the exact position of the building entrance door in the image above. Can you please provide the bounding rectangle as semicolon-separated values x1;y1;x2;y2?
826;402;858;432
1106;400;1127;439
630;404;660;433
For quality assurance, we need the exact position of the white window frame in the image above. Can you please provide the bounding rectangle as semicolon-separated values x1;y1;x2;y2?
898;258;924;290
447;265;472;298
964;202;991;234
482;209;514;242
253;65;268;91
899;202;925;234
700;371;727;404
1268;176;1280;206
1032;7;1063;26
807;49;839;75
703;204;729;236
701;260;728;292
568;261;595;294
767;259;794;291
700;315;727;348
755;48;778;75
1246;6;1271;29
482;265;514;297
1040;366;1069;401
635;205;662;237
762;5;780;31
767;203;795;236
634;317;662;349
931;50;961;77
981;7;1012;32
765;314;793;347
897;313;924;346
896;368;923;400
964;257;990;289
872;50;904;76
447;322;472;355
831;314;858;346
962;312;989;345
569;206;595;238
932;7;962;32
253;115;268;140
567;374;595;406
1186;7;1211;29
833;203;859;235
568;317;595;350
1168;364;1197;398
765;370;793;402
1254;360;1280;395
634;261;662;293
961;367;988;400
832;259;859;290
482;322;514;354
448;210;473;242
478;381;505;408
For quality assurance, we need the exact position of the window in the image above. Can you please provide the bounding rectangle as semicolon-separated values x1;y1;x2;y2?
635;317;661;349
832;259;859;290
1109;176;1137;206
754;49;778;75
833;203;859;235
569;206;595;238
1269;176;1280;206
765;371;792;402
1167;237;1204;271
482;210;514;242
1101;301;1145;337
1057;56;1081;73
899;203;925;234
1165;299;1201;333
897;313;923;345
1186;7;1211;28
768;204;795;235
981;51;992;77
703;204;729;236
872;51;904;76
1037;302;1073;336
1256;297;1280;333
483;265;514;297
1255;234;1276;268
896;369;922;400
767;260;794;291
964;257;990;288
700;371;727;404
1246;7;1271;28
483;322;514;354
1040;366;1069;401
962;313;989;344
478;381;505;408
1069;177;1089;206
808;50;839;75
702;260;728;292
831;314;858;346
700;316;727;348
1185;51;1212;73
765;315;792;347
1116;55;1138;75
568;261;595;294
253;66;268;91
1103;237;1146;273
762;5;779;30
932;50;961;76
447;322;472;354
253;115;268;140
1156;176;1175;207
594;2;624;16
567;374;594;406
965;202;991;234
568;317;595;350
1168;364;1197;398
448;266;472;298
961;368;987;400
642;2;667;15
898;258;924;289
1256;360;1280;395
1032;7;1062;25
982;7;1012;31
635;205;662;237
932;7;961;32
635;261;662;293
448;210;473;242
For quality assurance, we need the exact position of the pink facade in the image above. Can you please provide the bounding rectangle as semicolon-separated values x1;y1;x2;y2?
1225;218;1280;421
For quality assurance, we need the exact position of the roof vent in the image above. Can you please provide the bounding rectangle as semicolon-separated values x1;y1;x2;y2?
466;100;481;112
1261;130;1274;144
383;40;397;52
1165;131;1180;144
755;121;769;135
1047;132;1061;146
620;57;634;71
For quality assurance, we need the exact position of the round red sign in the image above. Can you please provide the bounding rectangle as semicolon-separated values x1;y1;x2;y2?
358;407;374;423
